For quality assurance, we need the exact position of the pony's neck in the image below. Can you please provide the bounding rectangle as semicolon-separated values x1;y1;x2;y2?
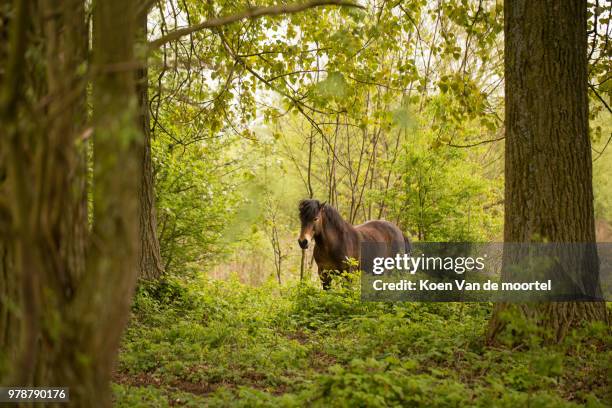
314;205;357;247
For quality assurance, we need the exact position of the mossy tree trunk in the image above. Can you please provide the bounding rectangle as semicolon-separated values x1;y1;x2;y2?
78;0;141;403
0;0;142;405
487;0;608;344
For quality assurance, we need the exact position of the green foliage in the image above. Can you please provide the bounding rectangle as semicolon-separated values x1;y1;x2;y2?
314;72;350;100
115;277;611;407
374;110;502;241
144;0;511;280
136;3;610;404
592;111;612;221
153;130;240;272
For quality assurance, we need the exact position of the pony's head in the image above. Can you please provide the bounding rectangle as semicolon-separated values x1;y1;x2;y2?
298;199;325;249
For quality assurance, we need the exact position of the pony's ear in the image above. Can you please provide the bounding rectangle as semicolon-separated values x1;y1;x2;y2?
319;201;327;209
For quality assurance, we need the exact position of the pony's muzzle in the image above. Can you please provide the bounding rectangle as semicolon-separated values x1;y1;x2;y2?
298;238;309;249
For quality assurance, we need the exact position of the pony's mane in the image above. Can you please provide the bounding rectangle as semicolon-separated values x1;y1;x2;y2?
321;204;348;230
299;199;321;224
299;199;350;230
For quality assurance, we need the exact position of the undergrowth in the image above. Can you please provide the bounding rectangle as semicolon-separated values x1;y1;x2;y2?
114;275;611;407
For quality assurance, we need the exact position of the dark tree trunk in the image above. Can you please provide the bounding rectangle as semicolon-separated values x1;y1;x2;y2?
136;10;164;280
0;238;17;356
0;0;18;356
0;0;38;383
487;0;608;343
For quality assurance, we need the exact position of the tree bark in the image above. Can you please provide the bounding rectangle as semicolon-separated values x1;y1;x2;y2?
79;0;141;403
136;9;164;280
0;0;18;356
0;0;37;383
487;0;608;344
0;0;142;405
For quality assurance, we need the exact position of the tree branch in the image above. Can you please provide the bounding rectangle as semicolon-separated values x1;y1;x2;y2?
589;82;612;115
447;136;505;148
148;0;364;50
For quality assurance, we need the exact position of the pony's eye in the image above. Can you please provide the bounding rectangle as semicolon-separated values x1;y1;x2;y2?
314;217;319;221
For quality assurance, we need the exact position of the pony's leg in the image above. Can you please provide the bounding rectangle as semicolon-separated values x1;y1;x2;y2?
319;268;331;290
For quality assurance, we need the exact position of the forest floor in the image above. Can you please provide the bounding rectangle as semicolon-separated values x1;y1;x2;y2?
113;275;611;407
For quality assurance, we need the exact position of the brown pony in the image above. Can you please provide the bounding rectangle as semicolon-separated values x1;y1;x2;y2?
298;199;411;289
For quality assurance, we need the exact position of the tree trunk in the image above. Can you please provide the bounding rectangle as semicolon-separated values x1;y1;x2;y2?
0;0;39;385
0;237;17;357
0;0;142;405
78;0;141;403
27;0;90;390
487;0;608;343
0;0;18;357
136;9;164;280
